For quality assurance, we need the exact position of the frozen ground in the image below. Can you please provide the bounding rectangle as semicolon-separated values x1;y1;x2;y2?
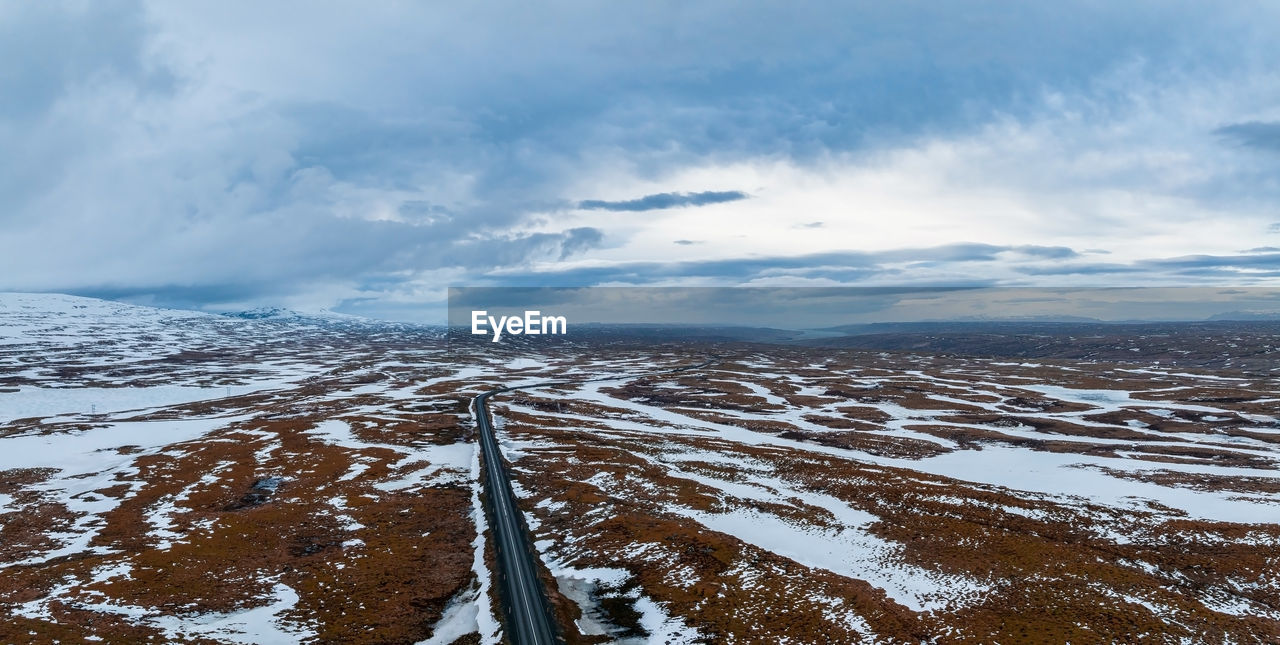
0;294;487;643
3;293;1279;643
490;345;1280;642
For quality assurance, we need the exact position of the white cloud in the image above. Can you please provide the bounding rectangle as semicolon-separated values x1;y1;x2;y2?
3;2;1280;316
542;62;1280;285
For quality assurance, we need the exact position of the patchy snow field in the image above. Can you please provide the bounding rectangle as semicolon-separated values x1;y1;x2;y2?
4;293;1279;643
491;344;1280;643
0;294;488;643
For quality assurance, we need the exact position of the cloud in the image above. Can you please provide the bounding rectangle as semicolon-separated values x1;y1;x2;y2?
1016;251;1280;280
557;227;605;259
0;2;175;120
1015;263;1143;277
1142;251;1280;274
1215;121;1280;152
1;2;1279;317
578;190;748;212
486;243;1077;286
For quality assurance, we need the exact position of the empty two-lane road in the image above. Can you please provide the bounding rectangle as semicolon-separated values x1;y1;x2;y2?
473;389;562;645
470;358;716;644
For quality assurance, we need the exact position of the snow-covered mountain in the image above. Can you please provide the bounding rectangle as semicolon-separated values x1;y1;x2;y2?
221;305;405;327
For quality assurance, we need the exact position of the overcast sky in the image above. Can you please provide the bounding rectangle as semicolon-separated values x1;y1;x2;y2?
3;2;1280;320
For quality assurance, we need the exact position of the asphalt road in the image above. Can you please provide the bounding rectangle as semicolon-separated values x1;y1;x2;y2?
473;388;562;645
471;357;717;644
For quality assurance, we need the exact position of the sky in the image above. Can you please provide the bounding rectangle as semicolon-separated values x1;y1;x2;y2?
3;1;1280;321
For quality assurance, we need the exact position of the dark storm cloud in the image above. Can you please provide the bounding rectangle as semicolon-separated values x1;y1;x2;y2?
578;190;749;212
